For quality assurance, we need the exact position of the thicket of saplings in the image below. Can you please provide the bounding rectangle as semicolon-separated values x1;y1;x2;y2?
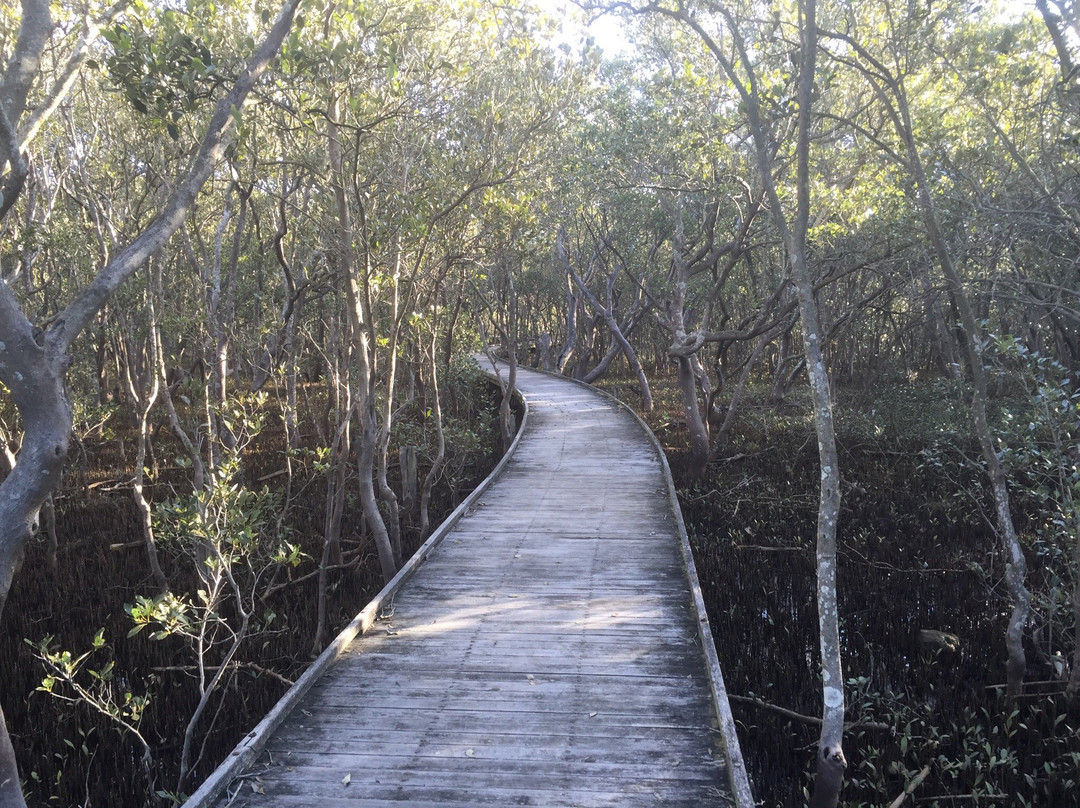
629;343;1080;807
0;358;503;807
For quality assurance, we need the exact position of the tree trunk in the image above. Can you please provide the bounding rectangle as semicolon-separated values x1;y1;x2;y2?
1069;532;1080;698
419;329;446;537
556;270;579;374
895;89;1031;698
0;1;302;795
316;392;350;653
375;246;404;568
124;268;169;591
649;0;845;801
559;233;653;411
328;98;397;583
536;332;553;371
0;707;23;808
676;355;711;478
499;278;519;454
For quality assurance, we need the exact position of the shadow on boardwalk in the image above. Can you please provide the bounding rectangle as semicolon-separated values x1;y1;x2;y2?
187;366;752;808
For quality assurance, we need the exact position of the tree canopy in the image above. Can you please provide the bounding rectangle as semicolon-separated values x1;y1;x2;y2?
2;0;1080;804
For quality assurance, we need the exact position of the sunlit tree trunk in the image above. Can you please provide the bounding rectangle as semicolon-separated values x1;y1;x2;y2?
640;0;846;801
820;26;1032;698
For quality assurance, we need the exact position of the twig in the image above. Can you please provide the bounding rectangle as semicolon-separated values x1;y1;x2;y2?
888;765;931;808
985;679;1064;689
260;555;364;598
728;693;892;731
152;662;294;687
914;796;1007;802
735;544;810;552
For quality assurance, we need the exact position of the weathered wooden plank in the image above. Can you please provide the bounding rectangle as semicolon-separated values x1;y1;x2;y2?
219;781;727;808
272;718;722;744
262;738;723;769
234;761;724;795
193;365;750;808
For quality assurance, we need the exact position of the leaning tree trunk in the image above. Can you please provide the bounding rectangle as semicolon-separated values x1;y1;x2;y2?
558;233;653;411
375;245;404;568
655;0;847;801
820;22;1034;700
895;87;1031;699
556;270;579;374
0;2;301;802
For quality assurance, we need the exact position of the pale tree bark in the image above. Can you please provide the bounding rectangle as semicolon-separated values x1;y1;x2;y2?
315;329;351;653
475;277;519;454
556;227;653;410
375;243;404;568
253;184;309;452
0;0;52;222
419;323;446;538
556;269;580;374
652;189;763;476
0;3;301;803
120;277;168;593
153;287;207;495
663;209;713;476
787;9;848;802
16;0;131;153
582;305;648;384
500;277;519;453
634;0;845;801
1037;0;1080;93
821;25;1032;698
327;97;397;584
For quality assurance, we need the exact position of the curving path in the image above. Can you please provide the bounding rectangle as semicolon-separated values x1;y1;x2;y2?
191;365;751;808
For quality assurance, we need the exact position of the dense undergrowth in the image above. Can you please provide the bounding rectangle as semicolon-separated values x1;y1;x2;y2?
0;359;505;807
607;370;1080;808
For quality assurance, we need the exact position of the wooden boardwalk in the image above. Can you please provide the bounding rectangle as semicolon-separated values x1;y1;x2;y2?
188;366;752;808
